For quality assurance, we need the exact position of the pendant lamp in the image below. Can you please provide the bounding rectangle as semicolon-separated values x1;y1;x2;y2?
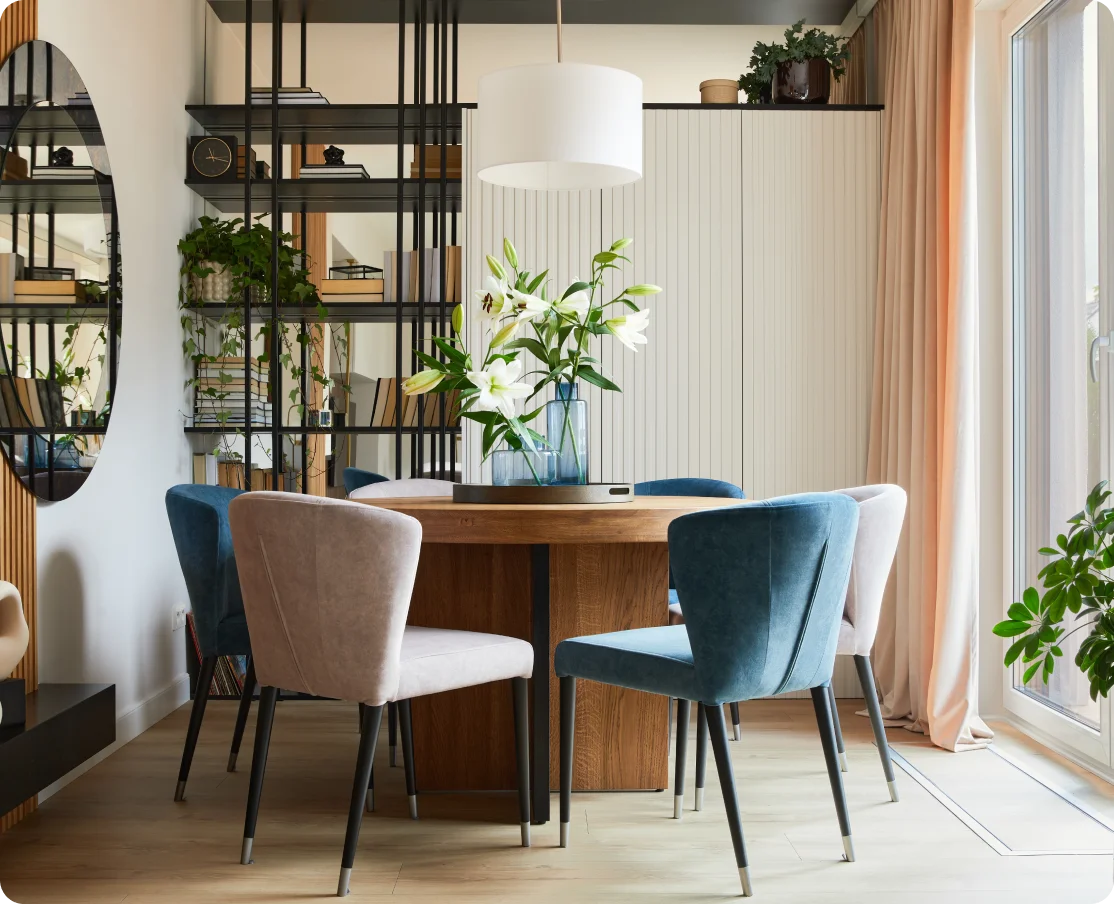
476;0;643;190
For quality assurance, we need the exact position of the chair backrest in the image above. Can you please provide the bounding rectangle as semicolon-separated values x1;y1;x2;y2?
228;493;422;705
635;478;746;500
669;492;859;703
343;467;389;496
166;485;245;657
0;580;28;678
349;478;455;500
834;484;907;656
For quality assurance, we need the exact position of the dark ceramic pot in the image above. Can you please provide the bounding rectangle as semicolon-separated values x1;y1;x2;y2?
773;59;832;105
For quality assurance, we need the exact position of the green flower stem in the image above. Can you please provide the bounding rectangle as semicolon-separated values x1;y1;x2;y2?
560;396;584;484
524;451;543;487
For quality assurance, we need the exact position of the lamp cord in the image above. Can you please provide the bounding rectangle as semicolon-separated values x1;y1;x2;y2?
556;0;563;62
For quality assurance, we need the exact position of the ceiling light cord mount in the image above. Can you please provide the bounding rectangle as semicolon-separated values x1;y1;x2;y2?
476;0;643;191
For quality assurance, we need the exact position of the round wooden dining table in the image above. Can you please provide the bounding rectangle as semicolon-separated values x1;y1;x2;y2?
353;494;746;824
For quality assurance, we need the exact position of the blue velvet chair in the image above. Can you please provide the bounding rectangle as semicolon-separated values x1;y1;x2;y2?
555;493;860;896
634;478;747;741
343;467;389;496
166;485;256;801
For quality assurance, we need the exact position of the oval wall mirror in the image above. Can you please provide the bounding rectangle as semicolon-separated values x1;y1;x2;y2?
0;40;121;502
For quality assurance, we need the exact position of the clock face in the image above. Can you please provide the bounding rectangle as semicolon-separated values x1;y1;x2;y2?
192;137;233;178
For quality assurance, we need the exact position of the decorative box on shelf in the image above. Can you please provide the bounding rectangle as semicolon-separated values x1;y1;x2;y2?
329;262;382;280
321;278;384;303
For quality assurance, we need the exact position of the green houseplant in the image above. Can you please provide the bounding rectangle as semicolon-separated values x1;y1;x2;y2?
738;20;851;104
994;480;1114;700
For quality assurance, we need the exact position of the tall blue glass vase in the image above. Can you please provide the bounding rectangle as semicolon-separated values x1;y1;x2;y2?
547;383;588;485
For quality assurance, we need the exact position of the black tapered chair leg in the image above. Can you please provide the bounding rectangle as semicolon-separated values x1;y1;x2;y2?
811;685;855;863
175;655;217;801
338;704;383;897
228;655;256;773
511;677;531;846
365;762;375;813
854;654;899;802
559;676;576;848
706;702;753;896
358;702;365;730
398;699;418;819
729;702;741;741
828;684;848;772
674;699;691;819
388;701;398;767
241;685;279;865
694;703;708;811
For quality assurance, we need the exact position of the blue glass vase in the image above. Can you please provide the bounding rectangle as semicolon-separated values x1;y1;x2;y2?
547;383;588;485
491;448;558;487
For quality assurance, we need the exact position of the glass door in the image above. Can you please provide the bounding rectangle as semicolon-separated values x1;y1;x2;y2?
1008;0;1114;762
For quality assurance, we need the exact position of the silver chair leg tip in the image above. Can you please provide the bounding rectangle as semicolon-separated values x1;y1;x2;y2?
337;867;352;897
733;724;741;742
240;838;253;866
408;794;418;820
842;835;856;863
694;787;704;811
227;751;238;772
365;789;375;813
739;866;753;897
389;745;397;767
888;779;900;803
173;780;186;802
673;795;684;819
520;822;531;847
838;751;849;772
560;822;570;848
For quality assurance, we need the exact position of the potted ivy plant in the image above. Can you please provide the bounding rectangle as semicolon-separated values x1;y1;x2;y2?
738;20;851;105
994;480;1114;700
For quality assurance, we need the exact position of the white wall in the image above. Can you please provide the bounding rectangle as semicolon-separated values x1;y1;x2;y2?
34;0;207;788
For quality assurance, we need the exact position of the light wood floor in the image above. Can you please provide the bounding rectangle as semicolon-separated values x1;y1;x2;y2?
0;698;1111;903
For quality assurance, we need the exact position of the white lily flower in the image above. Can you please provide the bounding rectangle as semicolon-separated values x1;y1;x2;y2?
605;308;651;352
467;357;532;418
475;275;511;319
553;289;590;321
511;291;552;323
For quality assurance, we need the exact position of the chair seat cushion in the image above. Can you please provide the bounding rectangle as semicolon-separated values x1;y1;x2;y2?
836;617;855;656
668;589;683;618
394;626;533;701
554;626;699;701
214;613;251;656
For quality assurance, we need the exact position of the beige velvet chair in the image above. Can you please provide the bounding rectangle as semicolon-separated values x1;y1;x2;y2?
0;581;29;723
348;478;455;500
229;493;533;898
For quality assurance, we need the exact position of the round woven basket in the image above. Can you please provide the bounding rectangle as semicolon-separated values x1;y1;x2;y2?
699;79;739;104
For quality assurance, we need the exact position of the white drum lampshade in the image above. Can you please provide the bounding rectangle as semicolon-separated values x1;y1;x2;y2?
476;63;643;191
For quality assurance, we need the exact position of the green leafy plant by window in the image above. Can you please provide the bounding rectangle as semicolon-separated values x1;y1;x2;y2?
738;20;852;103
994;480;1114;699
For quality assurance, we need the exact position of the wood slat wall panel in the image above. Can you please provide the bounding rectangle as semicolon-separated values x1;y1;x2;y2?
0;0;39;834
464;109;881;697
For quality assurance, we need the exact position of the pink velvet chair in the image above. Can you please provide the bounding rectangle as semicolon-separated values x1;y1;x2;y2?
229;493;533;898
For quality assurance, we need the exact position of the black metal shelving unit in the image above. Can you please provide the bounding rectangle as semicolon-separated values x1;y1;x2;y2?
186;0;462;492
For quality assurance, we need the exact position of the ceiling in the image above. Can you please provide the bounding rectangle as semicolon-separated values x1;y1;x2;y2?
208;0;858;25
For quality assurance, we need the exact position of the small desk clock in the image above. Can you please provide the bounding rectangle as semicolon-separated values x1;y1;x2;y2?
188;135;238;181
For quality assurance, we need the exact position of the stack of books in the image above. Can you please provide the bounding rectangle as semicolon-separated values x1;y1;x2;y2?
187;612;248;697
411;143;462;179
194;357;273;427
0;376;67;430
32;164;101;181
5;279;89;306
251;86;330;106
369;377;460;428
299;162;370;180
67;91;93;106
320;277;384;304
382;246;462;305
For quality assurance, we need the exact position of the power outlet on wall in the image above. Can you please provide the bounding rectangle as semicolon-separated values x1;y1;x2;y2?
172;605;188;633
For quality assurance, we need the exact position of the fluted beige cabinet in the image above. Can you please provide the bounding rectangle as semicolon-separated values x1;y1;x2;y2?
463;107;881;501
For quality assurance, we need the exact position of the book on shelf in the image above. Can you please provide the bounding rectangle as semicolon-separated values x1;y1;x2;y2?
2;151;27;181
67;92;92;106
298;163;369;180
9;280;87;301
196;377;269;393
0;377;67;430
237;147;269;180
411;143;463;179
382;247;461;304
186;612;247;698
192;452;219;485
251;86;329;105
368;378;460;428
32;165;101;181
0;378;23;428
217;461;271;491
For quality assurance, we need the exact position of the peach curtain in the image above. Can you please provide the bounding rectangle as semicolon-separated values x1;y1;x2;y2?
831;24;867;105
868;0;992;751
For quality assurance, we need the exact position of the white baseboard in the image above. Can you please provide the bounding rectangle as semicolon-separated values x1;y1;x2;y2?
37;674;190;804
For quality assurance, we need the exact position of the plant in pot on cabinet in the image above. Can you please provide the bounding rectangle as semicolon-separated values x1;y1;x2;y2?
403;237;661;487
739;20;851;105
